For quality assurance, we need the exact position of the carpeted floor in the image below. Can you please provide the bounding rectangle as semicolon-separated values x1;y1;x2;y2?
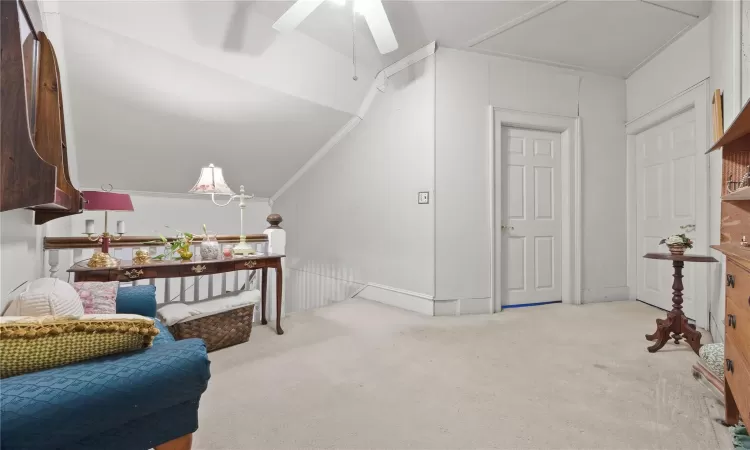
195;300;729;449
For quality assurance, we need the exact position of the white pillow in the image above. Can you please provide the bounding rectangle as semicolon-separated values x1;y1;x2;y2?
2;278;84;317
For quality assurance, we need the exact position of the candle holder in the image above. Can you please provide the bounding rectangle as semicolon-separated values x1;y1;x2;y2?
81;188;134;268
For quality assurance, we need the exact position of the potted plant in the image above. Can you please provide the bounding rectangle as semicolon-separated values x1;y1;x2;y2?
147;228;195;261
660;234;693;255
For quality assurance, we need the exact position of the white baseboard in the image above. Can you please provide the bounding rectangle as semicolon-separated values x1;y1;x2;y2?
581;286;630;304
354;283;435;316
433;297;493;316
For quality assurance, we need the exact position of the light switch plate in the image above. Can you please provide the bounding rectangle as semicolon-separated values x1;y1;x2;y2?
418;192;429;204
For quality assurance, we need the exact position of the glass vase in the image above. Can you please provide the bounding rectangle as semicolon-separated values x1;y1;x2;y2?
200;233;220;260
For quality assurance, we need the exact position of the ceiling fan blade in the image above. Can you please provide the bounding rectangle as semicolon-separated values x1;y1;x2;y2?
272;0;325;32
356;0;398;54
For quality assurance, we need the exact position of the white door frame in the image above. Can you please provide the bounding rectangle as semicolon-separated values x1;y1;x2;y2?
489;107;582;312
625;81;710;328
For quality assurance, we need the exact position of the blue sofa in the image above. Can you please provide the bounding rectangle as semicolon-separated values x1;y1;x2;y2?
0;285;211;450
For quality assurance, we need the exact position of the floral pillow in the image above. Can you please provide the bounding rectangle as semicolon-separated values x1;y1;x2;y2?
72;281;119;314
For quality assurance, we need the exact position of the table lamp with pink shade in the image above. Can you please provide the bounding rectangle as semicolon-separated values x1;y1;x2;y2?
82;189;134;268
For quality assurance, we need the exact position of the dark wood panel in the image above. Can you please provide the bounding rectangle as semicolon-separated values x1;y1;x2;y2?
45;234;268;250
642;253;717;263
69;255;284;280
0;0;57;211
31;32;82;223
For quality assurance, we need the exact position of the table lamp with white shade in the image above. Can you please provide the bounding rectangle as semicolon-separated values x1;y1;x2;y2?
189;163;256;256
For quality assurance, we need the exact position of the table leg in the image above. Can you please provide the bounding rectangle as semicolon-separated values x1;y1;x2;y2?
261;268;268;325
644;260;702;354
275;264;284;335
645;317;672;353
679;314;702;354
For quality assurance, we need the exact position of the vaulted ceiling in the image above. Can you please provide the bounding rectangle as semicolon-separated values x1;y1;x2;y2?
56;0;711;197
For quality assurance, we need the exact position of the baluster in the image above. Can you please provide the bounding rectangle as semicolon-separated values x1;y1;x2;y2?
194;275;200;302
149;278;155;286
245;270;251;291
221;273;227;295
48;250;59;278
264;214;286;321
180;277;186;302
165;279;171;303
233;270;239;292
73;248;83;264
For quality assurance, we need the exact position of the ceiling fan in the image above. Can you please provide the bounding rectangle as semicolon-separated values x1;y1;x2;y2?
272;0;398;55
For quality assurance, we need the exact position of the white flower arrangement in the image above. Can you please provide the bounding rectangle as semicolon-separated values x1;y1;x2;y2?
659;234;693;249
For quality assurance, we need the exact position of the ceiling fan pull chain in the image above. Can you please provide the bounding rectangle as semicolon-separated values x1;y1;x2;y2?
352;1;358;81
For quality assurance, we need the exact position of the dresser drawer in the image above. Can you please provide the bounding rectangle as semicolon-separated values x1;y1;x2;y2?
727;293;750;361
725;337;750;422
726;260;750;304
234;258;272;271
115;267;162;281
178;262;219;277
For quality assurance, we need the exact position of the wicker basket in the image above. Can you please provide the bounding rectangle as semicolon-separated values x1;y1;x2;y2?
168;304;254;352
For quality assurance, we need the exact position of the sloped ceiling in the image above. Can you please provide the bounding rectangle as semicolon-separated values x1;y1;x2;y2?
56;0;710;197
62;16;352;197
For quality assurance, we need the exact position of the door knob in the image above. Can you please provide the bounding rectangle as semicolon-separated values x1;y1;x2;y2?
727;274;735;288
500;225;515;231
728;314;737;328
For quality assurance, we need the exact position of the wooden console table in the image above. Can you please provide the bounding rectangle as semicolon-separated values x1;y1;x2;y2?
68;254;286;335
643;253;717;354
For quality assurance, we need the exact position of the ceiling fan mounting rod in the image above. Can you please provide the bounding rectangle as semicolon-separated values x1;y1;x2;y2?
352;1;358;81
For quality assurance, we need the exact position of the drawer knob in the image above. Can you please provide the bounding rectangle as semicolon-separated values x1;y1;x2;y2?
244;260;257;269
191;265;207;274
729;314;737;329
727;359;735;374
727;274;735;288
124;269;144;280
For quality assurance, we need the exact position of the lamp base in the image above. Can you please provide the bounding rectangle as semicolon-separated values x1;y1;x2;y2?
233;240;255;256
87;252;119;268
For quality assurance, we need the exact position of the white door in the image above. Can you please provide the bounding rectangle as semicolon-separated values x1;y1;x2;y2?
500;127;562;306
635;107;705;320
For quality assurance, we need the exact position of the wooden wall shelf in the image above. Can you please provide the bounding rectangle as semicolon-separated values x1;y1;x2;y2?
0;0;81;222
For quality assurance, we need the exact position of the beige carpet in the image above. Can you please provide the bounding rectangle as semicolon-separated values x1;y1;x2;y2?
195;300;729;449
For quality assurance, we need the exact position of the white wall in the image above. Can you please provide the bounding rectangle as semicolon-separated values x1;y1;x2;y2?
64;192;271;247
274;56;436;314
435;48;628;305
626;19;711;122
0;211;44;303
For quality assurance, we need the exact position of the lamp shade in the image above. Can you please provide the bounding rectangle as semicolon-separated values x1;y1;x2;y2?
189;164;235;195
82;191;134;211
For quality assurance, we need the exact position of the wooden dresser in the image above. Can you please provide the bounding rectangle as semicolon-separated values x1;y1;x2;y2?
710;99;750;426
713;245;750;424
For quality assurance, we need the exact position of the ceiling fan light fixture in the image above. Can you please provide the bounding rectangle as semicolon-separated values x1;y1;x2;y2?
273;0;398;55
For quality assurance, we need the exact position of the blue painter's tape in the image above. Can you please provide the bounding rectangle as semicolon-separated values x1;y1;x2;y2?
502;300;562;309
